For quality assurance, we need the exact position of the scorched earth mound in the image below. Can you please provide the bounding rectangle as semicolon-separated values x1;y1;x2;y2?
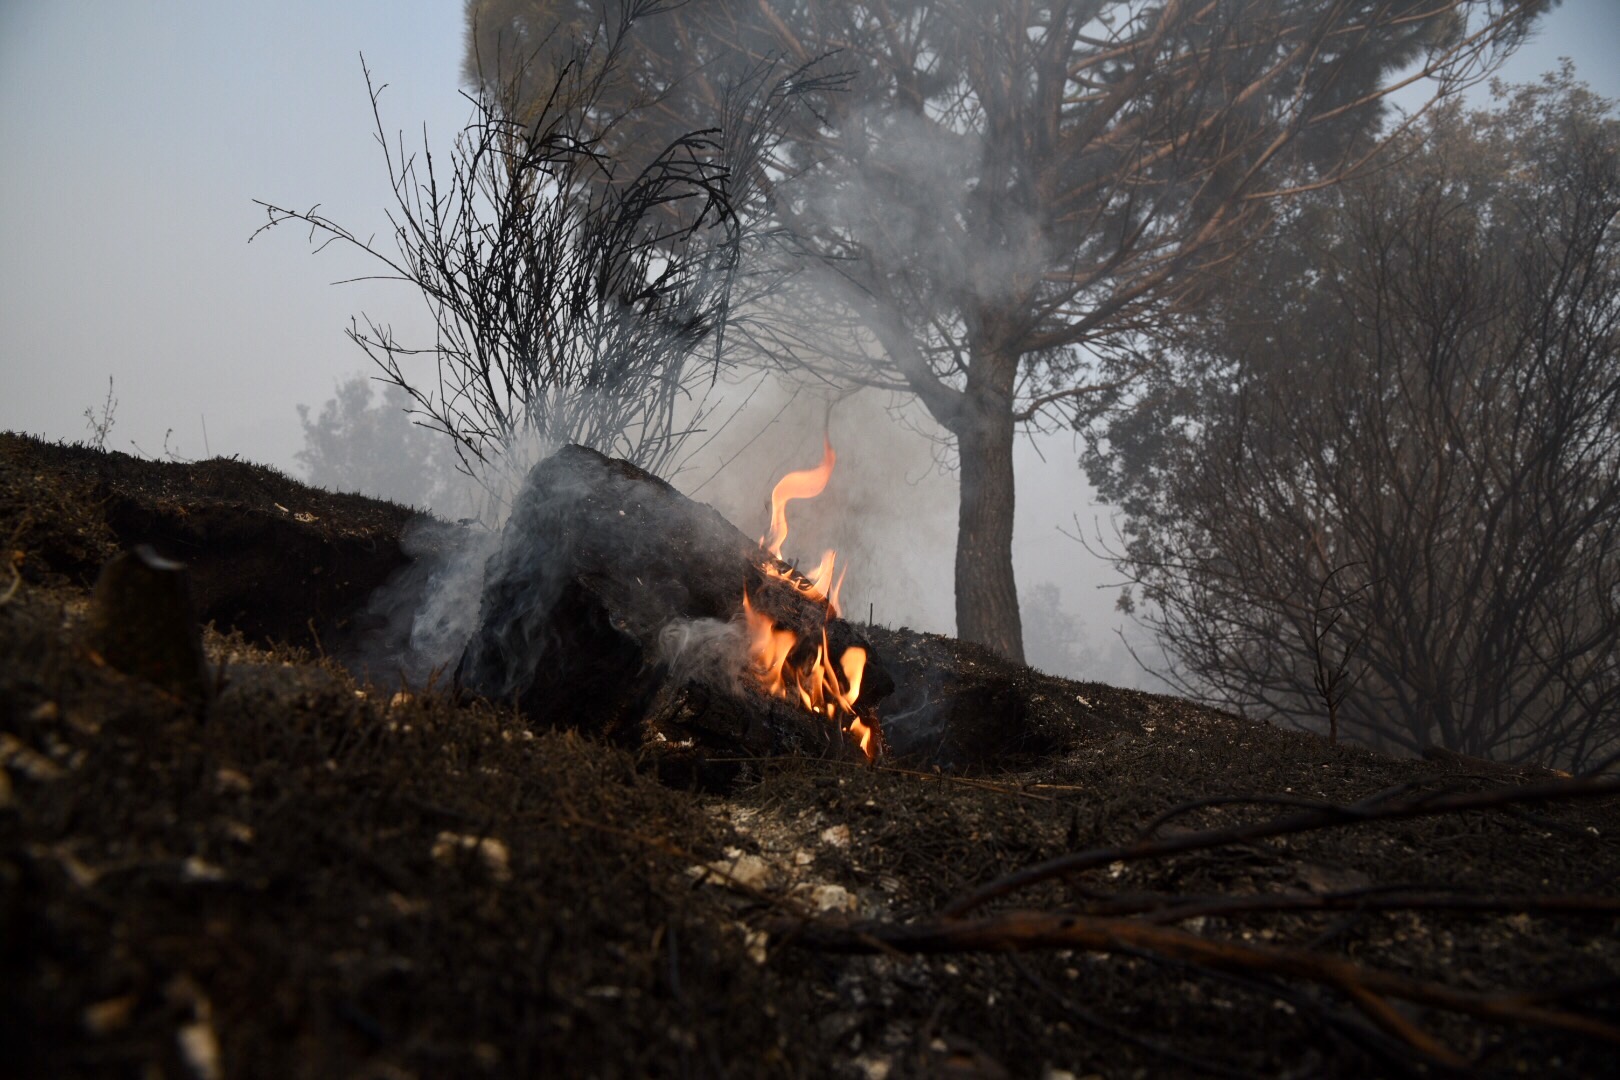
2;431;1618;1078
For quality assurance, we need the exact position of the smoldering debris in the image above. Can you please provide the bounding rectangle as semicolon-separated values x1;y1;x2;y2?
453;444;890;778
336;434;1092;775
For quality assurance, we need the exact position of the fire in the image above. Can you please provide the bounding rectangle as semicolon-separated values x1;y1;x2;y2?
757;439;849;615
762;438;835;561
743;439;879;759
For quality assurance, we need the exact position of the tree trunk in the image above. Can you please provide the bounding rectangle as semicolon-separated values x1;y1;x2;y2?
954;352;1024;663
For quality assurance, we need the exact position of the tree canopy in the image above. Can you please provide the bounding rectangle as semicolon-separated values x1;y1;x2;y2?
1088;69;1620;769
465;0;1548;660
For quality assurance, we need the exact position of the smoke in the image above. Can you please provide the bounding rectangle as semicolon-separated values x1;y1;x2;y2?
812;106;1050;315
339;428;555;688
656;617;747;695
323;366;1165;700
670;373;959;637
346;517;499;686
307;74;1138;692
320;360;1159;693
330;363;964;695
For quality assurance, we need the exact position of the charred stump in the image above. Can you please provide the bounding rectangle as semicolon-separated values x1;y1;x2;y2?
85;544;211;710
458;446;892;782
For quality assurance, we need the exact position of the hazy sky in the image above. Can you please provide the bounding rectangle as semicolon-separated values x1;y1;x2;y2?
3;0;1617;657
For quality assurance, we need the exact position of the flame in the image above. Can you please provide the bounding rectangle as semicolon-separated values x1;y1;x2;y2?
839;645;866;703
849;715;876;757
762;437;835;560
741;592;797;693
741;596;870;733
742;439;879;760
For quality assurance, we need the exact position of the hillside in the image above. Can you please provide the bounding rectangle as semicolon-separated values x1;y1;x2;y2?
3;432;1617;1078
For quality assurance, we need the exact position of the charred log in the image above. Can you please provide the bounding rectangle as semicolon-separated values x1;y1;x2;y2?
457;445;892;774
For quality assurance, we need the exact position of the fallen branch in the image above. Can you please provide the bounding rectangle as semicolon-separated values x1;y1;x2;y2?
771;772;1620;1068
773;909;1620;1066
944;772;1620;917
1076;885;1620;923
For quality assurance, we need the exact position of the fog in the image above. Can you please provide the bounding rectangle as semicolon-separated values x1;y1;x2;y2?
3;0;1616;689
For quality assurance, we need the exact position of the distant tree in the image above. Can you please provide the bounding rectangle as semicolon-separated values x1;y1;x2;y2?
1022;582;1086;679
467;0;1547;662
256;2;836;492
1088;70;1620;770
297;376;461;510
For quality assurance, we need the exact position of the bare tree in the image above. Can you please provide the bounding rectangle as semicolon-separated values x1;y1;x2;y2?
1088;72;1620;770
254;3;838;493
467;0;1547;661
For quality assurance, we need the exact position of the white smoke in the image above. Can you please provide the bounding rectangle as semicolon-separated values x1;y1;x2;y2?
342;429;556;687
669;372;959;637
812;106;1050;314
399;520;501;681
656;617;748;694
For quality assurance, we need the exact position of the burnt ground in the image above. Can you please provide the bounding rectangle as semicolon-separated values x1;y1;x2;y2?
2;431;1617;1079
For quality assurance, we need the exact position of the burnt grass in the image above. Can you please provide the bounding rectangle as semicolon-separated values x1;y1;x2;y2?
2;431;1618;1079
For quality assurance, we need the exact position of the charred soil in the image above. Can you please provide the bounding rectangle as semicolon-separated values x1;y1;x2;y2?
2;432;1617;1078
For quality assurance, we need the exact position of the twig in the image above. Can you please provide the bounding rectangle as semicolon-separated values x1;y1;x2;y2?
1132;782;1423;842
875;764;1061;803
944;772;1620;917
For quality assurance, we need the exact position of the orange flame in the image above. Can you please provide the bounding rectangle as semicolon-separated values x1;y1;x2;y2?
762;437;835;561
742;438;878;759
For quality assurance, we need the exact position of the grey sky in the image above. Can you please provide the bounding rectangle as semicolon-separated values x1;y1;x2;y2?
3;0;1616;658
2;0;467;464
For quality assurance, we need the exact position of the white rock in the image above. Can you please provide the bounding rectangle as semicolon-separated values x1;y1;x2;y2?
852;1054;892;1080
810;884;856;913
178;1021;222;1080
0;734;63;780
431;832;512;882
181;857;226;883
726;853;772;889
214;768;252;794
688;852;772;890
745;929;769;965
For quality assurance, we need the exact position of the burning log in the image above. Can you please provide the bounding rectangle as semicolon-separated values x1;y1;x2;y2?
457;445;892;782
